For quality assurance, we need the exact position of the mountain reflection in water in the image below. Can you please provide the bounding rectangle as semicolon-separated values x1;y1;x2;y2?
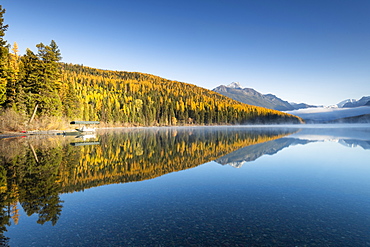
217;126;370;168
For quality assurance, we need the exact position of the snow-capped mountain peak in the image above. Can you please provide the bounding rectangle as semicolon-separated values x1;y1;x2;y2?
336;99;356;108
227;82;242;89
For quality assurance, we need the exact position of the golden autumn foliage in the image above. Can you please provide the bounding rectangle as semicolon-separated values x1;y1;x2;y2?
60;63;303;125
1;49;303;131
0;128;295;227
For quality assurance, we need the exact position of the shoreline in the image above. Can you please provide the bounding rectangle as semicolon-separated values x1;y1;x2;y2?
2;122;370;140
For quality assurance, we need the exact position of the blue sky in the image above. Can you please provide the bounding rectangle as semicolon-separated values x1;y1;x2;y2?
2;0;370;106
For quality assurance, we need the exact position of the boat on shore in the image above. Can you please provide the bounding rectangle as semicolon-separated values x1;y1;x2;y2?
76;126;95;132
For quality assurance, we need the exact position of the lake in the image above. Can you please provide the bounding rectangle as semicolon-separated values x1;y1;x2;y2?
1;125;370;246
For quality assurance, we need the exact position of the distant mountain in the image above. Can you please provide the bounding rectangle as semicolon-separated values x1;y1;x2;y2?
227;82;242;89
330;97;370;108
212;82;370;123
213;84;292;111
335;99;356;108
342;96;370;108
212;82;317;111
290;102;320;110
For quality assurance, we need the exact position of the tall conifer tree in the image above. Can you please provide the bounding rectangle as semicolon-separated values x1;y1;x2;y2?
0;5;9;105
21;41;63;118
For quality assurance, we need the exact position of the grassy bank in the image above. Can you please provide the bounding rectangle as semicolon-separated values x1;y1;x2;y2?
0;108;211;134
0;108;70;133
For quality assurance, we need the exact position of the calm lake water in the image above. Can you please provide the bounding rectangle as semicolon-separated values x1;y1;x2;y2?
1;125;370;246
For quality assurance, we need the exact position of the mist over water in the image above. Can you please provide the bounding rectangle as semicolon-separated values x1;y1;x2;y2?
285;106;370;123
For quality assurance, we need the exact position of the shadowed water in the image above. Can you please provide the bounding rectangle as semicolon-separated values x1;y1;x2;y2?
1;125;370;246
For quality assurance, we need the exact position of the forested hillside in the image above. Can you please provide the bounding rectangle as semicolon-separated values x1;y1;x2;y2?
0;5;302;130
58;64;302;125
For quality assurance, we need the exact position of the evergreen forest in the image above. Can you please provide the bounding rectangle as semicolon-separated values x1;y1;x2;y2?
0;5;302;131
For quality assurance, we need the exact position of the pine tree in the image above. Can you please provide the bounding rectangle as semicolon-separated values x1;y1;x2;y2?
0;5;9;106
19;41;63;119
0;6;7;48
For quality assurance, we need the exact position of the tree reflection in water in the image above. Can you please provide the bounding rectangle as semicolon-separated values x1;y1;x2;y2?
0;127;296;240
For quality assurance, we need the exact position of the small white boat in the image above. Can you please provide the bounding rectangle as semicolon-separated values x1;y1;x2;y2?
76;126;95;132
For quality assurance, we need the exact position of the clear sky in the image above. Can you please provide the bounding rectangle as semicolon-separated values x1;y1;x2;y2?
2;0;370;106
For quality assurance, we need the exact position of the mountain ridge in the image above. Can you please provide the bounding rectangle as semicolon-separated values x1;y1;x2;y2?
342;96;370;108
213;82;317;111
213;82;369;110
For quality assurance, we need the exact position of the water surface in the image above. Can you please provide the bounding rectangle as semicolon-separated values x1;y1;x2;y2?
1;125;370;246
